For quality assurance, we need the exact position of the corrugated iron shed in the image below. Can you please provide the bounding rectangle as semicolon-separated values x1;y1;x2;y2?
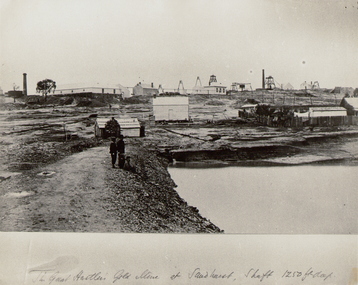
309;107;347;117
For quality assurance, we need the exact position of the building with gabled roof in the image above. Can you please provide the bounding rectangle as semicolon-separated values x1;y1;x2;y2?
203;75;227;95
133;82;159;96
95;117;141;138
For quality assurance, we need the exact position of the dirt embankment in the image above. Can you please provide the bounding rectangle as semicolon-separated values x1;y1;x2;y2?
0;138;221;233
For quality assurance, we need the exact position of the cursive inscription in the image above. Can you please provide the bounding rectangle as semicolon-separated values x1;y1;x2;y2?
188;268;234;280
113;270;131;282
49;272;71;284
72;270;107;282
188;268;208;279
170;272;181;280
245;268;274;282
135;269;159;280
282;268;333;281
29;267;335;283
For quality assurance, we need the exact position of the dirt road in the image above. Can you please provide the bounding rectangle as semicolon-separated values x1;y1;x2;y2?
0;143;221;233
1;146;119;231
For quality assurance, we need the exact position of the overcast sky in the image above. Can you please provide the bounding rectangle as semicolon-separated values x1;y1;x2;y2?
1;0;357;94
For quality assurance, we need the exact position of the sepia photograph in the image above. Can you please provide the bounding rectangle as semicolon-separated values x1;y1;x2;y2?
0;0;357;284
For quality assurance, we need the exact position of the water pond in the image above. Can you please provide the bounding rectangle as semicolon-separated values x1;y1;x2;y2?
168;163;357;234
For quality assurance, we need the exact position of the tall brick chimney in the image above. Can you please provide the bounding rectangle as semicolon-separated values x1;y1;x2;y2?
23;73;27;96
262;69;265;90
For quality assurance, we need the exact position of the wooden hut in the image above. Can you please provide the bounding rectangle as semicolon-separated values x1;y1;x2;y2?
152;96;189;121
95;117;141;138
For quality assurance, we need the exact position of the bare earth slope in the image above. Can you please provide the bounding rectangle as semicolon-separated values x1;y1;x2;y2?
0;144;221;233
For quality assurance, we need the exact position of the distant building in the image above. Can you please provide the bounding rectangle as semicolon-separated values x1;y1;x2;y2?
133;82;159;96
153;96;189;121
354;88;358;97
231;82;252;92
203;75;227;95
330;87;354;97
191;86;206;94
308;106;347;117
284;83;294;90
8;90;23;98
300;81;320;90
117;84;131;98
238;104;257;118
53;87;122;95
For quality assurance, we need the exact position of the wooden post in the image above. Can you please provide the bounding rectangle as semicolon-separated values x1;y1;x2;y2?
63;123;67;142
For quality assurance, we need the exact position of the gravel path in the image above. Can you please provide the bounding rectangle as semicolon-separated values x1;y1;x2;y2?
0;144;221;233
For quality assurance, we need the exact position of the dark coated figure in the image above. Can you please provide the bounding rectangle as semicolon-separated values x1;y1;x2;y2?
109;137;117;168
116;135;125;169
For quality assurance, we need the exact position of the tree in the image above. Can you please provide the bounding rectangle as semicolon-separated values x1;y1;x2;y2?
104;117;121;138
36;79;56;100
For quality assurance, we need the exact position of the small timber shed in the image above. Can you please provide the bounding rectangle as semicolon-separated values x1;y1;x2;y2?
238;104;257;118
308;107;347;117
153;96;189;121
95;117;141;138
308;107;348;127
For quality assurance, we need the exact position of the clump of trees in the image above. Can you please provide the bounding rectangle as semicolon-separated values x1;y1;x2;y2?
36;79;56;100
255;103;294;127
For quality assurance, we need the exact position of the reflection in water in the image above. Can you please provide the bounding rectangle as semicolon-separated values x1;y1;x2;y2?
168;164;357;234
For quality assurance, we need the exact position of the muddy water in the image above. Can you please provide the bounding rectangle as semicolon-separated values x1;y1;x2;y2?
168;163;358;234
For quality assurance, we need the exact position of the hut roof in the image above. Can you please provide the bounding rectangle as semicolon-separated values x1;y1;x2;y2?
153;96;189;106
240;104;257;109
135;83;157;90
341;97;358;111
96;117;140;129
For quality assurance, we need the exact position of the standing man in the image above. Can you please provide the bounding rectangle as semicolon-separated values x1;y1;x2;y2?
117;135;125;169
109;137;117;168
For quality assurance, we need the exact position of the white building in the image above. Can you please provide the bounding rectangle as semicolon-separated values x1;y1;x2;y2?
153;96;189;121
308;107;347;117
117;84;131;98
203;75;227;95
133;82;159;96
53;87;121;95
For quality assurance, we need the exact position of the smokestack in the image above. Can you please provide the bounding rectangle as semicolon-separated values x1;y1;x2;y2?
23;73;27;96
262;69;265;89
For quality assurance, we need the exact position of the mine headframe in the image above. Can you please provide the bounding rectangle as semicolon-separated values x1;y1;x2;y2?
312;81;320;89
265;76;276;90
